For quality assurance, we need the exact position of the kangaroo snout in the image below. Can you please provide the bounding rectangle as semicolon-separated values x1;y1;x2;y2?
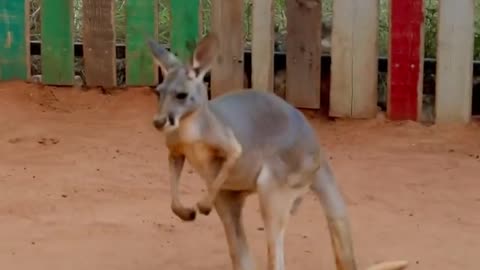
153;113;176;130
153;116;167;130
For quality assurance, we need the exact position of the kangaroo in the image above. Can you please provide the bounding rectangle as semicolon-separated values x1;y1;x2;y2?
147;32;408;270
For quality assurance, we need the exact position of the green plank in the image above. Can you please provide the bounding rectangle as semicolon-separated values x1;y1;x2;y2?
125;0;158;86
41;0;74;85
0;0;29;81
170;0;200;62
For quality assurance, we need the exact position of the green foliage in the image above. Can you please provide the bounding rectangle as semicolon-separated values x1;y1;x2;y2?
424;0;439;59
475;0;480;60
28;0;480;60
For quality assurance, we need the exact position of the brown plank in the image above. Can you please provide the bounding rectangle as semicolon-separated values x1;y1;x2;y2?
286;0;322;109
251;0;274;91
210;0;244;98
330;0;378;118
82;0;116;88
435;0;474;123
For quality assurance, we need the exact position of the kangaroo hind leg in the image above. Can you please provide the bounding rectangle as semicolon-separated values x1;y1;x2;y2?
257;165;307;270
215;190;255;270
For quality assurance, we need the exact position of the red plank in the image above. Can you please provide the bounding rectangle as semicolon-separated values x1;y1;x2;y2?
387;0;424;121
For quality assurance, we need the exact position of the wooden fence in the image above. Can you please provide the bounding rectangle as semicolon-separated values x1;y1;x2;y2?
0;0;476;124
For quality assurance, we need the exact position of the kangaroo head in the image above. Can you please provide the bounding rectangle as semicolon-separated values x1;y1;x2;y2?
147;32;219;132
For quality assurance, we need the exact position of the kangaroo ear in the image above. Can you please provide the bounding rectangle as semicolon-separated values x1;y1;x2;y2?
190;32;219;79
147;39;181;75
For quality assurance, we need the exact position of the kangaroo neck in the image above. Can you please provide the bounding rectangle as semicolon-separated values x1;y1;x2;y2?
172;103;217;141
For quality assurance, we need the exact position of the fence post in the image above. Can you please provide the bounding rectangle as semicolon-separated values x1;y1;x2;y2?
41;0;74;85
210;0;244;98
387;0;424;121
0;0;30;81
83;0;116;88
435;0;474;124
329;0;379;118
252;0;274;91
285;0;322;109
126;0;159;86
169;0;200;63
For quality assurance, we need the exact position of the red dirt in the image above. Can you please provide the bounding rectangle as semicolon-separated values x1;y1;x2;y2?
0;81;479;270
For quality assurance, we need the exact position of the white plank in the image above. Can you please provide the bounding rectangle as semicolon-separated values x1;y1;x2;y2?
329;0;353;117
351;0;378;117
251;0;274;91
435;0;474;123
210;0;244;98
330;0;378;118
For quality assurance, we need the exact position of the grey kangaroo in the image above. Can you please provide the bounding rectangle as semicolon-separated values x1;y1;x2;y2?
147;32;408;270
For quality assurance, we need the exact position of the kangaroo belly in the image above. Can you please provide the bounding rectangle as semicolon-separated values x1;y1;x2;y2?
223;155;262;191
182;142;219;181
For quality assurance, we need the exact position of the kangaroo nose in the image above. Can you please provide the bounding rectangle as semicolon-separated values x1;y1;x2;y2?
167;113;175;126
153;117;167;130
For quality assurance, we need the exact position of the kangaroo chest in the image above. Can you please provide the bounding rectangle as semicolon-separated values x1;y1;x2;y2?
164;114;259;191
181;142;222;181
170;142;258;191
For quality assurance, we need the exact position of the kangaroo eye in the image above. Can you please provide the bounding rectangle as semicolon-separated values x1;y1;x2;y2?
176;92;188;100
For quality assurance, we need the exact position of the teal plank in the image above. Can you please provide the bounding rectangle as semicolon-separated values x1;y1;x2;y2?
0;0;29;81
170;0;200;62
41;0;74;85
125;0;158;86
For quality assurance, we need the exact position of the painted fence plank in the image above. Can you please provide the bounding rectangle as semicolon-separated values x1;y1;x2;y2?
0;0;29;81
83;0;116;88
387;0;424;121
210;0;244;98
435;0;474;123
352;0;378;117
198;0;203;37
41;0;74;85
286;0;321;109
329;0;352;116
251;0;274;91
126;0;158;86
170;0;200;62
330;0;378;118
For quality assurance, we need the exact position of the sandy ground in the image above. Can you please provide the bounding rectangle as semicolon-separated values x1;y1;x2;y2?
0;81;479;270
